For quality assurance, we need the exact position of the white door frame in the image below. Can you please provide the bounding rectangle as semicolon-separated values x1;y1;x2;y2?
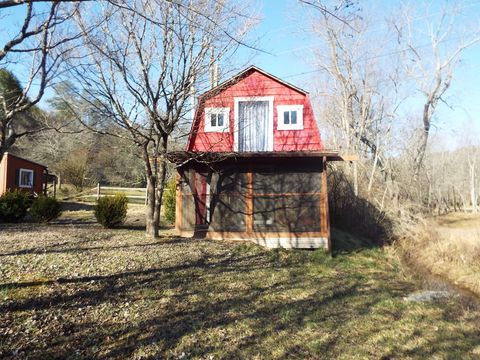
233;96;274;152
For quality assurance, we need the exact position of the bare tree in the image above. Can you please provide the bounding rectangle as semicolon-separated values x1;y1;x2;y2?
307;2;399;199
63;0;257;238
298;0;360;32
467;151;477;213
305;1;480;216
0;0;85;161
458;122;479;213
393;2;480;177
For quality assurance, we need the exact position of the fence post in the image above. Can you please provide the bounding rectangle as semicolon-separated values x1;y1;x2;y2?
53;179;57;199
97;182;101;200
145;186;148;205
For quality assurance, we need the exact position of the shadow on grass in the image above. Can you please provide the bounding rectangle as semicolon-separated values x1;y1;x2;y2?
115;223;146;231
0;244;413;359
1;235;479;359
0;240;173;258
0;235;190;258
60;201;95;212
328;169;393;254
331;228;379;255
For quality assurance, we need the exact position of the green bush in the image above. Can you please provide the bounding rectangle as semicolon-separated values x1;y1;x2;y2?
30;196;61;222
163;179;176;224
0;190;30;223
94;193;128;228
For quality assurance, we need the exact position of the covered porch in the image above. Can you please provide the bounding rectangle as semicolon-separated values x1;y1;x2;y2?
167;151;341;250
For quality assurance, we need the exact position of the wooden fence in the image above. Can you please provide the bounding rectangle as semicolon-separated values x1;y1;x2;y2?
62;184;148;204
59;183;175;204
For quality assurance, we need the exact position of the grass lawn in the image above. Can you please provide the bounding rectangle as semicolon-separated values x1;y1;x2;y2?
1;204;480;359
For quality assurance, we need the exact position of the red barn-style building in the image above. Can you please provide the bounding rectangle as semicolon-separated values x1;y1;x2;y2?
0;153;49;196
168;66;342;250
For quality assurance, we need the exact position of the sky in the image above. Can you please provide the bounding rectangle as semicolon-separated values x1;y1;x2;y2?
239;0;480;148
2;0;480;149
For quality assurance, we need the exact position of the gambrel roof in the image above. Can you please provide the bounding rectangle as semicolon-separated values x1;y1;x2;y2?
205;65;308;97
187;65;323;152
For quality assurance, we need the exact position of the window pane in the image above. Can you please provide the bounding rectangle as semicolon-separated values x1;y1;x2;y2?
210;113;217;127
253;195;321;232
253;170;322;194
283;111;290;124
291;110;297;124
210;193;246;232
20;171;32;186
217;171;248;193
217;113;224;127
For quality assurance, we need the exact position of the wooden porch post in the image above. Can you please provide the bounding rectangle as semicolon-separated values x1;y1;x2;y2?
246;168;254;235
321;156;331;253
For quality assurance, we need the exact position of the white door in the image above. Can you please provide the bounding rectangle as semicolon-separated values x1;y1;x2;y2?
237;99;272;152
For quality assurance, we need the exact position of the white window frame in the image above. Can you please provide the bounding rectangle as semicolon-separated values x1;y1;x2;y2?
204;107;230;132
18;168;34;188
277;104;304;130
234;96;274;152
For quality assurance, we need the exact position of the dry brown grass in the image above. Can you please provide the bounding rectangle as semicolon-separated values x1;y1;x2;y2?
398;212;480;296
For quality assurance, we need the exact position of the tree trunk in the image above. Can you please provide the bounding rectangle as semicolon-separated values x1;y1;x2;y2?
154;159;167;231
470;162;477;213
353;161;358;196
367;148;379;194
0;131;18;164
143;144;158;239
414;128;429;179
146;175;157;238
452;185;457;212
153;137;168;234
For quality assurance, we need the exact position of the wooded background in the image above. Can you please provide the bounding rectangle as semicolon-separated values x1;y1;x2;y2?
1;0;480;239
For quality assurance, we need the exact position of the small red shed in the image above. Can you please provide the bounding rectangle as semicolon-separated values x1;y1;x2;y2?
0;152;49;196
168;66;342;250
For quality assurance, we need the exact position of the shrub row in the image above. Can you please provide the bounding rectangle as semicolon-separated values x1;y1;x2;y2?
1;185;175;228
0;190;61;223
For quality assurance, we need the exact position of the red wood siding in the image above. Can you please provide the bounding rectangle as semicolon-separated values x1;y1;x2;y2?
187;69;324;152
0;153;46;195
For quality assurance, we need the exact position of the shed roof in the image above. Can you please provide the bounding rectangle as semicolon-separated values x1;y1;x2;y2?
3;152;48;168
202;65;308;98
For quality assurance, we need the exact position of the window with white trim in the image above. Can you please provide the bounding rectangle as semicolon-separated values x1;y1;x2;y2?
277;105;304;130
19;168;34;188
204;107;230;132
